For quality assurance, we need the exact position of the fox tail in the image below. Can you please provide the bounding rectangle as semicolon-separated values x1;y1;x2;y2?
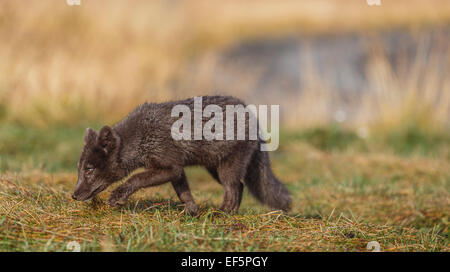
244;144;291;211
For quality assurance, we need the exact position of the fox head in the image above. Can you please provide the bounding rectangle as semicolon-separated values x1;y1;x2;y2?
72;126;123;201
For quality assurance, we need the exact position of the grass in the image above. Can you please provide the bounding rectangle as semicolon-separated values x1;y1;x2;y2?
0;124;448;251
0;123;91;172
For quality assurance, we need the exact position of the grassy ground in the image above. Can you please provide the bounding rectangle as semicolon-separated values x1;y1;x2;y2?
0;124;448;251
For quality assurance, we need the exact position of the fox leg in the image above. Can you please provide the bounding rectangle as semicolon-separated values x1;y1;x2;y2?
171;171;199;216
208;166;244;212
217;151;252;213
108;166;182;207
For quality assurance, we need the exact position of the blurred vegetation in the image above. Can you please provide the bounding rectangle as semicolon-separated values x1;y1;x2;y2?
282;126;365;152
381;124;450;156
0;0;449;128
280;125;450;157
0;123;86;172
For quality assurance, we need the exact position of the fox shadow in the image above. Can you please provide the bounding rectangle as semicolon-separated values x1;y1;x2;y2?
112;198;229;217
86;196;295;217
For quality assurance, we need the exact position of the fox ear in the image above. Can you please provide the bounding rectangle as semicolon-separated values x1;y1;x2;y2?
97;125;120;155
84;128;98;145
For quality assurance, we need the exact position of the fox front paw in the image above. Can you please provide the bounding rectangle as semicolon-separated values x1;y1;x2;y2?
108;187;130;207
185;202;199;217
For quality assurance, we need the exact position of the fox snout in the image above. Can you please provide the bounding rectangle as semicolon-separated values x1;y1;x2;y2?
72;188;94;201
71;189;84;200
72;187;88;201
72;179;109;201
71;193;81;200
72;180;92;201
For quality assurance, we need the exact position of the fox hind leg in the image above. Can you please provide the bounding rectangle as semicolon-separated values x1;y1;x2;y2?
217;150;252;213
171;170;198;216
208;165;242;212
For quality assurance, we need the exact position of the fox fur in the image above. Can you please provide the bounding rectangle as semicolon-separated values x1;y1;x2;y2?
72;96;291;215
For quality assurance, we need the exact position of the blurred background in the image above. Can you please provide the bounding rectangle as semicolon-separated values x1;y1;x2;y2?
0;0;449;171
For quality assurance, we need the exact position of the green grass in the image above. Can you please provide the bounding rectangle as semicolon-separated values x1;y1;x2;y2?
382;124;450;156
281;125;450;156
0;123;449;251
0;123;99;172
281;126;366;152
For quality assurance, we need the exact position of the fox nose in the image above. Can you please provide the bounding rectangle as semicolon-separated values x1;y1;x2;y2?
72;194;78;200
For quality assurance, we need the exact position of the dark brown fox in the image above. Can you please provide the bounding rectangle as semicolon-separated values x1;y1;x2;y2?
72;96;291;215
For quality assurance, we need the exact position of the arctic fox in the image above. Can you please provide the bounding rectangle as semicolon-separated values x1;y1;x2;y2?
72;96;291;215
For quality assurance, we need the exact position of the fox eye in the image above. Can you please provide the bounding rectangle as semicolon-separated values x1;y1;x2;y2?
85;167;95;173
